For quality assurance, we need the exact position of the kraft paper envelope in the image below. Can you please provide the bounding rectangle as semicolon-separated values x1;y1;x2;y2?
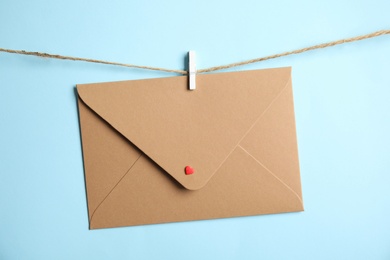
77;67;304;229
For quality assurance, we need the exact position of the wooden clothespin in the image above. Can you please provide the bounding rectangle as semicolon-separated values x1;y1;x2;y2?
188;51;196;90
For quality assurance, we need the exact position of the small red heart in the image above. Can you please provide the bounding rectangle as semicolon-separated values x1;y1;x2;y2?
185;166;194;175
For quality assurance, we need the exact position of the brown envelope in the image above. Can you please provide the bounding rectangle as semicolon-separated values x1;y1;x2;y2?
77;67;304;229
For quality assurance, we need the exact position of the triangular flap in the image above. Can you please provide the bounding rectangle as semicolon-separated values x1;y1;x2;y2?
77;67;292;190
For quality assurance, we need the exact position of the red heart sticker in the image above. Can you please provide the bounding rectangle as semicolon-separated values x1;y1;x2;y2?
185;166;194;175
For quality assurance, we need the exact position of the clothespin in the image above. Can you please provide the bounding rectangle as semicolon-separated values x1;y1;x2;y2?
188;51;196;90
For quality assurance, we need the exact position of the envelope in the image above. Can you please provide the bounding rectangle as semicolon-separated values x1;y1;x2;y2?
77;67;304;229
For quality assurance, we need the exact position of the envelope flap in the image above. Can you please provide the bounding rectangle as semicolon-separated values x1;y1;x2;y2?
77;68;292;190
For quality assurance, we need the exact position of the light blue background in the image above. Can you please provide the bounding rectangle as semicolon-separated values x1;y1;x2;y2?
1;0;389;259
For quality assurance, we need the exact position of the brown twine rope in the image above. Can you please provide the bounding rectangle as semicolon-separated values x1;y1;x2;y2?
1;29;389;75
0;48;187;74
198;29;390;73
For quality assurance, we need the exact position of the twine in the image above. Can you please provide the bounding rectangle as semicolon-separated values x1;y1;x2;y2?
1;29;389;75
